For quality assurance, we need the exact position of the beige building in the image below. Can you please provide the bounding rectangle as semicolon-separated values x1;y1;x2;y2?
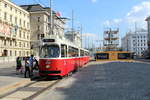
21;4;66;57
0;0;31;61
21;4;50;56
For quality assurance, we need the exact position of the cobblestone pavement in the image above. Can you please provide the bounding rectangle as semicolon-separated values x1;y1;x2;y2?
35;62;150;100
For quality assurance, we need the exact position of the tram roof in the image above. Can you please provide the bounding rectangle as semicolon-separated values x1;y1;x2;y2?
41;37;89;52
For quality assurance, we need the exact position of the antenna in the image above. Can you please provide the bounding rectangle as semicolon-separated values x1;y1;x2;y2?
135;22;137;33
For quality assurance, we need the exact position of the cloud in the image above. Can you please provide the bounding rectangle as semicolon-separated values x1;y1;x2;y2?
113;19;122;24
126;1;150;29
103;19;122;28
91;0;97;3
103;1;150;30
82;33;96;37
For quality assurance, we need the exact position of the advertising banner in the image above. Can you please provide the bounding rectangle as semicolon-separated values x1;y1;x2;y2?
0;23;11;35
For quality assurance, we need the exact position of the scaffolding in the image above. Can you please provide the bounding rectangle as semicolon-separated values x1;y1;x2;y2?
103;28;119;51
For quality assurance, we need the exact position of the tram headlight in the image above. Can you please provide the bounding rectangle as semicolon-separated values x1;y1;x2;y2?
46;65;50;68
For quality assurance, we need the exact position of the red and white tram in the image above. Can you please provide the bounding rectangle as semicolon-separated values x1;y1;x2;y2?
39;38;90;77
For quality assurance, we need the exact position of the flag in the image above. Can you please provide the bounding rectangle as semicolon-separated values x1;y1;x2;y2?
56;12;61;17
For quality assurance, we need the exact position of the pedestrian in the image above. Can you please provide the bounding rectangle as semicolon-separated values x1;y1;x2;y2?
33;57;39;70
16;57;23;74
24;57;31;78
29;55;34;76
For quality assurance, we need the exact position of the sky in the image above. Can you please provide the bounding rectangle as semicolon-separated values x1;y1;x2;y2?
12;0;150;48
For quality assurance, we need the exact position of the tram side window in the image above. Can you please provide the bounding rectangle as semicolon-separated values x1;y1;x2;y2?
68;46;79;57
80;50;84;56
84;52;89;56
61;45;67;57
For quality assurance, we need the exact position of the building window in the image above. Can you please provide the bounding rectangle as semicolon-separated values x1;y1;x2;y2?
10;41;12;46
38;17;40;22
15;51;17;56
15;17;17;24
20;19;22;26
27;35;29;39
27;51;29;56
38;26;40;30
27;23;29;29
15;41;17;46
10;15;12;22
19;51;21;56
19;42;21;47
19;30;21;38
10;7;12;11
24;32;25;38
4;4;7;8
4;12;7;20
10;50;12;56
24;21;25;27
4;40;6;46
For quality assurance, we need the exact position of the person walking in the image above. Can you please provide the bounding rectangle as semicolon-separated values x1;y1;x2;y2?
29;55;34;76
24;57;31;78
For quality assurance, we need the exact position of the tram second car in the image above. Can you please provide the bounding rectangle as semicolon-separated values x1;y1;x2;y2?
39;39;90;77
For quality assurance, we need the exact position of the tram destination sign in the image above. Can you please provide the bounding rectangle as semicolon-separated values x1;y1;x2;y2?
43;39;55;42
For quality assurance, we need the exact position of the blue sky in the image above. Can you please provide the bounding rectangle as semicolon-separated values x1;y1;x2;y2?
12;0;150;48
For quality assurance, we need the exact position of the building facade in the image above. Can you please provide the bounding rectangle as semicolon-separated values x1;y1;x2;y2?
65;31;81;48
21;4;66;57
145;17;150;58
0;0;30;59
121;30;148;56
21;4;50;57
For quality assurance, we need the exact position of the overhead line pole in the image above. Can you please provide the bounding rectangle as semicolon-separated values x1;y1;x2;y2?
49;0;53;35
80;24;82;48
72;10;74;41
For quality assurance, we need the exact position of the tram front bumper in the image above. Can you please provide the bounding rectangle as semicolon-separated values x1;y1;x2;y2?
39;71;61;75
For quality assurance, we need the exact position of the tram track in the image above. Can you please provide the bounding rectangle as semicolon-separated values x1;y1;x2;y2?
0;77;63;100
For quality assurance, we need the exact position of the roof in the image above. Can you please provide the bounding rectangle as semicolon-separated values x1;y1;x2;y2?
20;4;50;12
146;16;150;21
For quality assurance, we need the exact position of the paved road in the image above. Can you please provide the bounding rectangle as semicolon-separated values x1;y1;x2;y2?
35;62;150;100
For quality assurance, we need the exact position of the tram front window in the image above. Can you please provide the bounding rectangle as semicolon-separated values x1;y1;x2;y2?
40;45;60;58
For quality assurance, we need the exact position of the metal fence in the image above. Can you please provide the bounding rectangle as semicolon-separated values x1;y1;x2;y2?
0;56;16;63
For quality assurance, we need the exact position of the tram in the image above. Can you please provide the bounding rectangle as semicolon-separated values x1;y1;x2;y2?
95;51;134;61
39;38;90;77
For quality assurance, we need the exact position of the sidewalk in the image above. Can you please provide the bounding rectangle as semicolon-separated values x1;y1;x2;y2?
0;61;32;97
135;59;150;63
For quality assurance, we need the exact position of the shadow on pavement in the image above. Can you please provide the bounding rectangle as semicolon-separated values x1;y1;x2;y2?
51;62;150;100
